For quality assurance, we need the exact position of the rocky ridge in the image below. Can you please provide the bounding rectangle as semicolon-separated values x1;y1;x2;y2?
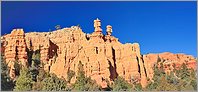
1;18;197;88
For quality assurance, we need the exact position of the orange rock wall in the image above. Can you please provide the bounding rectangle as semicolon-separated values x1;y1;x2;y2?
1;19;197;88
3;29;28;79
24;25;145;87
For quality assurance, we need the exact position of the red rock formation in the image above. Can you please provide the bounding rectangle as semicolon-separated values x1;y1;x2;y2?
3;29;28;79
143;52;197;80
2;19;197;88
23;19;145;87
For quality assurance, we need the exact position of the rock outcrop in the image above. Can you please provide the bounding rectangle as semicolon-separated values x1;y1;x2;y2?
2;29;28;79
143;52;197;80
1;18;197;88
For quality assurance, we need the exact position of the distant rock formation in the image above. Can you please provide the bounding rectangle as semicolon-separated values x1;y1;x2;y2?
1;18;197;88
143;52;197;80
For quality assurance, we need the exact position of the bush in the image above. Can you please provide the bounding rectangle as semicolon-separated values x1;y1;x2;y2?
41;74;68;91
112;76;133;91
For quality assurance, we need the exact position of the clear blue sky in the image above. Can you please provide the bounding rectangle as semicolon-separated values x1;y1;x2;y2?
2;1;197;57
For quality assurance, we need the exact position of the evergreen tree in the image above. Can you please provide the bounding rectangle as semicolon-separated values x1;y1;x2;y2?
14;67;34;91
134;83;142;91
84;77;101;91
73;61;100;91
1;54;15;91
174;64;196;91
189;69;197;90
29;66;39;81
14;60;22;76
67;69;75;83
112;76;133;91
41;74;68;91
146;62;165;90
31;50;41;67
176;63;190;79
146;61;197;91
32;68;49;91
73;61;86;90
29;50;41;82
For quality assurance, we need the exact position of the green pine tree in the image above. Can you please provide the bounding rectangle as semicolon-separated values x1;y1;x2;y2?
14;67;34;91
1;53;15;91
146;61;197;91
112;76;133;91
73;61;100;91
32;68;49;91
41;74;68;91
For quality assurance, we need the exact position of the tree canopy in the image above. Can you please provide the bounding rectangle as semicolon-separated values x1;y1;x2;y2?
14;67;34;91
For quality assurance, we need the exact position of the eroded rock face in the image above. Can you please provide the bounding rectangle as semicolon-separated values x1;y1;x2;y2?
25;19;144;87
1;19;196;88
2;29;28;79
4;29;28;66
143;52;197;80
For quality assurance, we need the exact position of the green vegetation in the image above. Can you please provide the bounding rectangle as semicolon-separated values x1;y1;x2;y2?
31;50;41;66
32;68;49;91
14;61;21;76
30;50;40;81
41;74;68;91
1;54;15;91
67;69;75;83
14;67;34;91
112;76;133;91
73;61;100;91
146;59;197;91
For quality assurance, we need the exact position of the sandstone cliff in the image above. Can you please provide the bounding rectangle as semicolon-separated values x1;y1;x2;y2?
1;18;197;88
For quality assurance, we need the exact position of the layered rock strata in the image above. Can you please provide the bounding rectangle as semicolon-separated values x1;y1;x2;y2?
2;29;28;79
